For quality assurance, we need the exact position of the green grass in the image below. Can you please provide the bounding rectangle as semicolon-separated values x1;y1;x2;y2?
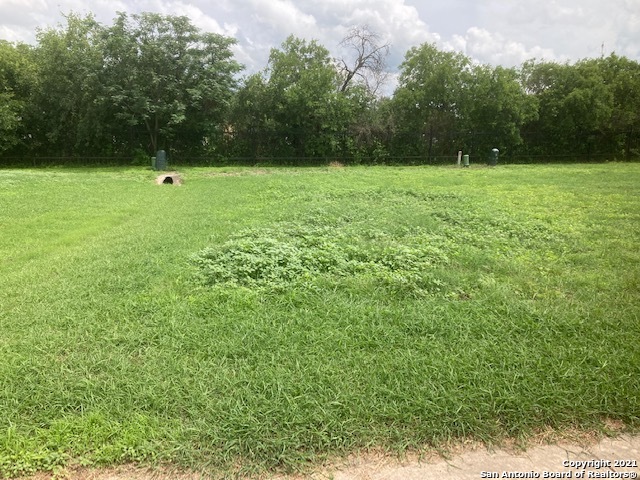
0;163;639;477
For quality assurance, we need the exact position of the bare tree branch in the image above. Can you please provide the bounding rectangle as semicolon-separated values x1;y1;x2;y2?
337;25;390;95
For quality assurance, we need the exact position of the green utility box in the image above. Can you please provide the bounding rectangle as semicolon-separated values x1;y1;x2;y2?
488;148;499;166
151;156;157;170
155;150;167;171
463;154;470;167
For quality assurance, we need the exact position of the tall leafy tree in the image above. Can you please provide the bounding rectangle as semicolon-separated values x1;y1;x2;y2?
101;12;241;154
521;59;613;157
227;72;276;158
464;65;538;156
231;36;379;161
261;35;350;158
597;54;640;158
29;13;105;156
0;41;35;154
392;43;472;157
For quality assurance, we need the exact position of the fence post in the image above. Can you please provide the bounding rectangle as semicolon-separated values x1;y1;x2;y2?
427;124;434;163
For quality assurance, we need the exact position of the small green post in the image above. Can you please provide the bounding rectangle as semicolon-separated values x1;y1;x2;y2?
489;148;499;166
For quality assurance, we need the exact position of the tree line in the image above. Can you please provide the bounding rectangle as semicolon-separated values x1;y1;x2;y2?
1;12;639;165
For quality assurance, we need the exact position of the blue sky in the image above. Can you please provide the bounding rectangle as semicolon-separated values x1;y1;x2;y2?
1;0;639;81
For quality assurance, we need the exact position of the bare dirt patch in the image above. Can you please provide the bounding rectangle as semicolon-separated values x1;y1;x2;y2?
202;169;273;177
315;434;639;480
17;430;639;480
202;165;348;177
17;465;198;480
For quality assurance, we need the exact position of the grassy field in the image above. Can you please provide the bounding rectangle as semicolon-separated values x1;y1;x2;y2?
0;163;639;478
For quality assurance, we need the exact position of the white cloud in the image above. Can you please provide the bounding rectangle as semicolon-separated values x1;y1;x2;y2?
248;0;318;41
476;0;640;61
154;2;228;35
459;27;559;66
219;0;440;79
1;0;639;84
294;0;438;70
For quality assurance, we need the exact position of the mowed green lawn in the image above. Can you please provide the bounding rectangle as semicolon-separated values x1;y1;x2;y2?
0;163;639;477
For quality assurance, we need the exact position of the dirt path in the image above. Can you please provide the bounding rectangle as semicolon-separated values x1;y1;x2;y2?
20;434;640;480
322;434;639;480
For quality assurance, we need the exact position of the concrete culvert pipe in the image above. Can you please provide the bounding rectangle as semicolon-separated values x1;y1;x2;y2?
155;173;182;185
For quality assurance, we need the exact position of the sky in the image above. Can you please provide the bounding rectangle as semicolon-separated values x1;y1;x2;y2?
1;0;639;87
